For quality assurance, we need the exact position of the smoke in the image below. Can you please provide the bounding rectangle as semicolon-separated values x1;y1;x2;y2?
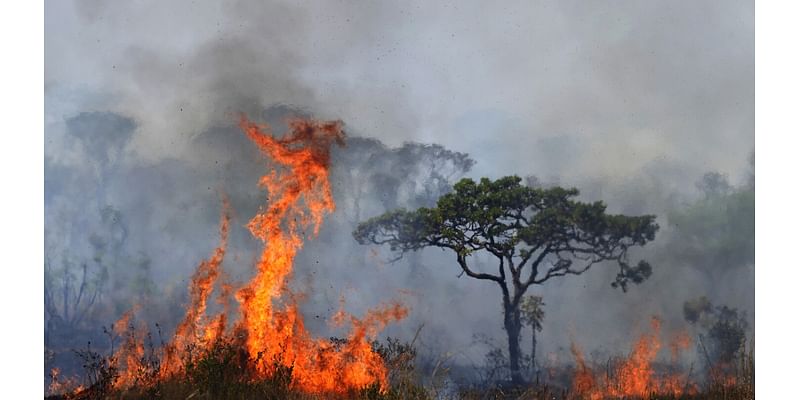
45;0;753;385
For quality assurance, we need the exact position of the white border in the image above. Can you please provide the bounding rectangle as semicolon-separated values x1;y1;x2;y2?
0;1;44;397
0;1;791;397
756;1;800;398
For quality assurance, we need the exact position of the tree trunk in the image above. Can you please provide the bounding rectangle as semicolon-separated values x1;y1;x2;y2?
531;328;537;380
504;301;524;385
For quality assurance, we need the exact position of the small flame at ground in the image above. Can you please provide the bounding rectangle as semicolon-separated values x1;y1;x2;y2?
569;317;696;399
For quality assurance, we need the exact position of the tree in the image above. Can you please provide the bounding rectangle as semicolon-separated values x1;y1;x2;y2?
66;112;135;207
331;138;475;225
695;172;732;199
44;259;104;346
683;296;748;367
329;138;475;278
353;176;658;384
520;295;545;379
667;169;754;274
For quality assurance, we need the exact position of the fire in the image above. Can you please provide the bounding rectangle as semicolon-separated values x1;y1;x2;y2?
232;116;407;393
48;368;83;397
159;197;231;379
60;115;407;397
569;317;696;399
669;330;692;363
569;343;596;397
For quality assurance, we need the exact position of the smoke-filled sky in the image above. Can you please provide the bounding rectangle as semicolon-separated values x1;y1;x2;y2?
46;0;752;181
45;0;754;379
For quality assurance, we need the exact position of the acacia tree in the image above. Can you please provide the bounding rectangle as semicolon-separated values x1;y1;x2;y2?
353;176;658;384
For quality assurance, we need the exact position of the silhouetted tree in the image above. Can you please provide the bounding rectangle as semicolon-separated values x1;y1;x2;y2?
44;259;104;345
668;169;754;273
520;295;545;379
696;172;732;199
332;138;475;225
683;296;748;367
354;176;658;384
66;112;135;207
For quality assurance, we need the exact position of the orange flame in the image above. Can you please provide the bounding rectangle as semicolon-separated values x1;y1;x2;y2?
570;317;696;399
233;116;406;394
112;310;143;388
64;115;407;397
48;368;83;397
160;197;231;378
669;330;692;363
569;343;597;398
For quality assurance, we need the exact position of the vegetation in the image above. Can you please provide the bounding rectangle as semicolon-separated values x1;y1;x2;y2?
44;114;755;399
353;176;658;384
46;327;754;400
519;295;545;378
46;330;431;400
667;169;754;275
683;297;750;380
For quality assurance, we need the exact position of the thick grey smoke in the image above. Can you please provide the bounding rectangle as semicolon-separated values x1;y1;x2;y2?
45;0;753;385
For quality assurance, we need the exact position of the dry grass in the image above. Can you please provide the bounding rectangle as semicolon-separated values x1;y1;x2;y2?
46;337;754;400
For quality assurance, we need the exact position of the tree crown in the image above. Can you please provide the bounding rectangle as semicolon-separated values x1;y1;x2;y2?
354;176;658;292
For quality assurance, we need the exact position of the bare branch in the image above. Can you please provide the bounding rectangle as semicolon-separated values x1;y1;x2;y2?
456;253;503;283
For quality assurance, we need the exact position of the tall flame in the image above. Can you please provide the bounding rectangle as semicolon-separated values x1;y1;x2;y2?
160;197;231;378
82;115;407;396
232;116;407;393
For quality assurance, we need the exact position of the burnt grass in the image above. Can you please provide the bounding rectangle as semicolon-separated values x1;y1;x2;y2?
45;335;754;400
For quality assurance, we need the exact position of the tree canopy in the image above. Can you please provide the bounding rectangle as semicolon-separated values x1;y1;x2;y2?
354;176;658;293
668;172;754;272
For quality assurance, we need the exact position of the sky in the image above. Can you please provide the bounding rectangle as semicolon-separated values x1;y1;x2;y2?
45;0;753;183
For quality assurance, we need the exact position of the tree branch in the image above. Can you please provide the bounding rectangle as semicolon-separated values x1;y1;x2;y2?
71;263;88;325
456;253;503;283
533;258;600;284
